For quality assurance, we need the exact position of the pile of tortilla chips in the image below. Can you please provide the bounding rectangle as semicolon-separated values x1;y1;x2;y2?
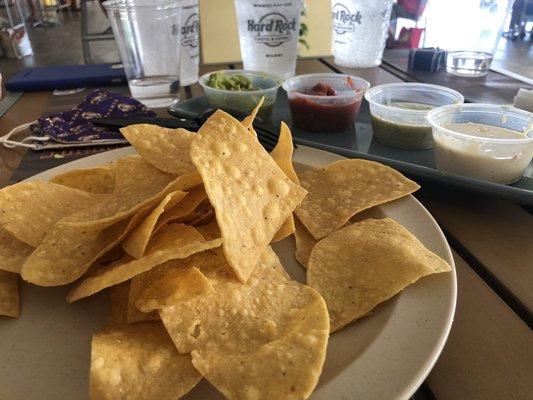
0;101;451;399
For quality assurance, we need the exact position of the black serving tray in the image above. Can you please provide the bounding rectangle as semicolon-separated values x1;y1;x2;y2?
169;91;533;206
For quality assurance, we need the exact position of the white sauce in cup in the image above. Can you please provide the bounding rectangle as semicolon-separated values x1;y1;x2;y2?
433;122;533;184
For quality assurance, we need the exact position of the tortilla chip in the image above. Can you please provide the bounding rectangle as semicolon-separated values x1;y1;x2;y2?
63;156;201;230
0;270;19;317
160;248;329;400
50;165;116;194
153;186;207;233
270;122;299;184
67;224;222;302
241;96;265;130
294;217;317;268
295;159;420;239
21;205;153;286
271;121;299;242
195;218;221;241
0;181;104;247
126;249;225;323
307;218;452;332
187;206;215;226
0;226;33;274
90;321;201;400
190;110;307;282
122;191;188;259
120;124;196;174
106;281;131;327
135;267;213;313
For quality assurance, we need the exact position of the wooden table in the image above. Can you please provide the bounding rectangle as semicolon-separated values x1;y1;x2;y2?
0;58;531;400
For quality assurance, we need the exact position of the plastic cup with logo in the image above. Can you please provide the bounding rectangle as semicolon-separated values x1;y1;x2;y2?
233;0;302;79
180;0;200;86
103;0;183;108
331;0;394;68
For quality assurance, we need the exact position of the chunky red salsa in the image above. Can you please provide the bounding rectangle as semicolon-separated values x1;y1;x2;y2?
306;83;338;96
288;80;363;133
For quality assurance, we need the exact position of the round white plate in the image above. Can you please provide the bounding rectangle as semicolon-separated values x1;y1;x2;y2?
0;146;456;400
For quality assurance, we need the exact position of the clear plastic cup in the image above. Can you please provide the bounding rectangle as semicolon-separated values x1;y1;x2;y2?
233;0;302;79
103;0;184;108
180;0;200;86
424;0;513;77
427;104;533;184
282;73;370;133
364;83;464;150
199;70;281;118
331;0;394;68
446;51;494;78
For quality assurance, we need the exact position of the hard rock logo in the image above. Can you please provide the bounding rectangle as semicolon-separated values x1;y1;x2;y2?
332;2;362;35
181;12;199;48
247;12;297;47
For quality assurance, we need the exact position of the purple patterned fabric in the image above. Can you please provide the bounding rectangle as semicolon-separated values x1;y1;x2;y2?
29;89;157;149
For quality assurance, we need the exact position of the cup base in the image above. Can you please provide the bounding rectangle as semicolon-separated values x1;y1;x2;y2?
132;97;178;109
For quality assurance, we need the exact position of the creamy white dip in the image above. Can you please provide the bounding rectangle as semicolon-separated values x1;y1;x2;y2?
433;122;533;184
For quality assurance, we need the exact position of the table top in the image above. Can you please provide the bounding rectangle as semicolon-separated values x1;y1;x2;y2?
381;49;533;104
0;58;531;400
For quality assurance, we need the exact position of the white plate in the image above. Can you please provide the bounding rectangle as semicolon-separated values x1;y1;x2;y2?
0;146;456;400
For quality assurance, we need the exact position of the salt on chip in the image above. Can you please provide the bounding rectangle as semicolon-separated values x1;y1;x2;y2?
160;248;329;400
121;191;188;259
50;165;115;194
153;185;207;233
294;217;317;268
90;321;201;400
21;205;153;286
271;121;299;242
0;270;19;317
135;267;213;313
120;124;196;174
0;181;104;247
0;227;33;274
190;110;307;282
241;96;265;130
106;281;131;327
307;218;452;332
63;155;201;230
295;159;420;239
67;224;222;302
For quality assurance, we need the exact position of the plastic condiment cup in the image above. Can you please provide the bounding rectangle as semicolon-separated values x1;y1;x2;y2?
282;73;370;133
199;69;281;118
364;83;464;150
427;104;533;184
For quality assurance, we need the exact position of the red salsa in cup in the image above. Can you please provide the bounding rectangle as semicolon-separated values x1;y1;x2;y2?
284;76;368;133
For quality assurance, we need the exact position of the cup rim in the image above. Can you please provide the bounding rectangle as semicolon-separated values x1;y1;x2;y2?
199;69;282;95
103;0;184;11
427;103;533;144
281;73;370;101
447;50;494;58
364;82;465;115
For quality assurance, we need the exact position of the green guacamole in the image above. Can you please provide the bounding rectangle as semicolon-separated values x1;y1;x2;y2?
371;102;436;150
207;72;256;91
